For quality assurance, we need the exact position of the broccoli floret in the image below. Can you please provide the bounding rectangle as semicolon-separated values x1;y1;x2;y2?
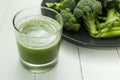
74;0;102;37
46;0;80;31
46;0;76;12
60;8;80;31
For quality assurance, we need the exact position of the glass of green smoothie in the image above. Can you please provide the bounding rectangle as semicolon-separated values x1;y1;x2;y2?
13;6;63;73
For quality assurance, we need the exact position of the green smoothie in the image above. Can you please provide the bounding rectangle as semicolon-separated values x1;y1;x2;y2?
17;41;60;64
16;16;62;65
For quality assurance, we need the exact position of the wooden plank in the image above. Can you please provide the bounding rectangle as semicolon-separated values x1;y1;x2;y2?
116;47;120;60
0;0;82;80
0;0;11;30
0;22;34;80
36;40;82;80
0;0;12;79
79;46;120;80
0;0;42;80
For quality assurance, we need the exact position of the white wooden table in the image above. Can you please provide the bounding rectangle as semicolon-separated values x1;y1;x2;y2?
0;0;120;80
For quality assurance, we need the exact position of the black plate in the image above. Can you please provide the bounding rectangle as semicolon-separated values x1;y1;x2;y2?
42;0;120;47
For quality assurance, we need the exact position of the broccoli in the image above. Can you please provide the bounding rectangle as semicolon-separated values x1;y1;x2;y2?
46;0;80;31
60;8;80;31
74;0;120;38
97;0;120;28
45;0;120;38
45;0;76;12
73;0;102;37
95;0;120;38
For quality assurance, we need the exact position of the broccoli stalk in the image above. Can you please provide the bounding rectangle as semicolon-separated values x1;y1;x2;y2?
74;0;102;37
98;8;120;30
97;0;120;28
96;0;120;38
46;0;76;12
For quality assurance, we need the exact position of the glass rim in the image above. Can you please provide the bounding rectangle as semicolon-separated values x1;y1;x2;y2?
13;6;63;38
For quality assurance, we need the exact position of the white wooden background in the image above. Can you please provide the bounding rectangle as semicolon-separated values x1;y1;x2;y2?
0;0;120;80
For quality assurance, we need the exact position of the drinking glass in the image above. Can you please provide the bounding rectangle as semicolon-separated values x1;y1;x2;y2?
13;6;63;73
